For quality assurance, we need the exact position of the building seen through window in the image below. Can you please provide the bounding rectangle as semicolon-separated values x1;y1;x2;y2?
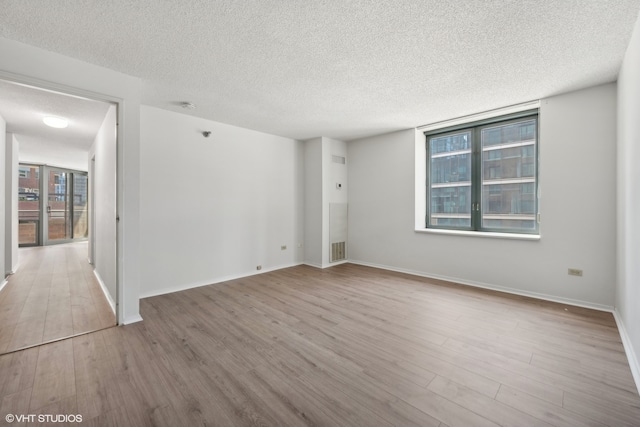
426;113;538;234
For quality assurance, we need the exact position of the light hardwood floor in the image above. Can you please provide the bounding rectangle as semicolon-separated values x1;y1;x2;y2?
1;264;639;426
0;242;115;355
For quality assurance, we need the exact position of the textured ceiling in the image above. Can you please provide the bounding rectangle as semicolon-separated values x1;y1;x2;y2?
0;79;111;170
1;0;639;141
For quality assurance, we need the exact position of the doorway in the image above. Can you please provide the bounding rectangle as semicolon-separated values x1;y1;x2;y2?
1;79;118;354
18;165;89;247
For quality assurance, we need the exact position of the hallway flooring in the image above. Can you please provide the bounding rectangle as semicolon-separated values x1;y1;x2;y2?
0;242;115;355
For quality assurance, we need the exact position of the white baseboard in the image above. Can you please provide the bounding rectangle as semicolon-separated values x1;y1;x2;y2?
93;269;116;314
348;259;614;312
121;314;143;325
0;278;7;293
303;262;323;269
303;260;349;269
328;260;350;268
613;310;640;395
140;262;304;299
7;261;19;275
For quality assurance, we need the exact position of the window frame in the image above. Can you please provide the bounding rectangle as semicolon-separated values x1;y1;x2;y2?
425;109;539;235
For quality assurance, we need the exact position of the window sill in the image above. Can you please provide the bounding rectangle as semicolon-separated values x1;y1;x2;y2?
415;228;540;241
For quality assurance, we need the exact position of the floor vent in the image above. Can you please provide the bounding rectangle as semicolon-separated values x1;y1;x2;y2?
331;241;347;262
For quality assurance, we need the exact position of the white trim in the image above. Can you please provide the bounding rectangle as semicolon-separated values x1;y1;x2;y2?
304;260;350;269
0;70;122;106
431;148;471;158
482;178;535;186
415;228;541;241
0;279;7;293
303;262;324;269
121;314;143;325
418;100;541;132
483;139;535;151
431;182;471;189
140;262;304;299
613;310;640;395
348;259;614;312
93;269;116;315
0;70;131;326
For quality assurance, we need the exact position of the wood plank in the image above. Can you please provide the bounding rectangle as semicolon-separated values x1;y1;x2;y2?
0;388;31;422
562;388;640;427
0;242;115;355
72;332;124;420
42;305;74;343
7;317;45;351
439;338;565;406
29;340;76;412
427;375;553;426
0;347;39;398
0;263;638;426
496;385;608;427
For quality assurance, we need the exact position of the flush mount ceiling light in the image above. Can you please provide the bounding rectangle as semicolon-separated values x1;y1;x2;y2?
43;116;68;128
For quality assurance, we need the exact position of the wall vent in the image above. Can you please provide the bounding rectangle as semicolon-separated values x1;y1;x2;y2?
329;203;348;263
331;241;347;262
332;155;346;164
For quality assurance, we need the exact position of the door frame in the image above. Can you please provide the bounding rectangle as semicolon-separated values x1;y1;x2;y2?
89;156;96;265
41;166;89;246
1;74;122;325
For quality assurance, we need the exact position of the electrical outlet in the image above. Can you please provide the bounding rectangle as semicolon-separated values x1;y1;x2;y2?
256;265;262;271
568;268;583;277
281;245;287;250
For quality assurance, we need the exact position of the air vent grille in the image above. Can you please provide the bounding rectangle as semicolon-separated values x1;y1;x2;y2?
332;155;346;164
331;241;346;262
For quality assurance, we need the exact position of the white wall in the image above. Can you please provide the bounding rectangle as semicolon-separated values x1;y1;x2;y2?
328;138;348;262
19;140;88;172
88;106;117;310
303;137;348;267
617;14;640;390
0;37;142;324
348;83;617;309
5;133;19;274
0;115;6;285
304;138;324;267
139;106;304;297
329;138;348;205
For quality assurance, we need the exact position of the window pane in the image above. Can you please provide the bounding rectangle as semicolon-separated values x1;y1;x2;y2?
48;170;72;241
429;131;472;228
430;186;472;227
73;174;88;238
481;119;537;231
18;165;40;245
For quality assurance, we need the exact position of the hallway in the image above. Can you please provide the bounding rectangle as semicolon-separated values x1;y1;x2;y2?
0;242;115;354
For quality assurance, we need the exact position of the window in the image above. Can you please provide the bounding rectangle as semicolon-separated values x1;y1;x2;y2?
425;111;539;234
18;167;30;178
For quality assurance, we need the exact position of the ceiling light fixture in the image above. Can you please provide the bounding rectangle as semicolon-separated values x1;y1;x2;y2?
43;116;68;128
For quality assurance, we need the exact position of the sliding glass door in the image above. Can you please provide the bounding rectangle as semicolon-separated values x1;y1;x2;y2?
18;164;88;247
18;164;41;246
47;168;72;242
43;167;88;245
73;174;89;239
